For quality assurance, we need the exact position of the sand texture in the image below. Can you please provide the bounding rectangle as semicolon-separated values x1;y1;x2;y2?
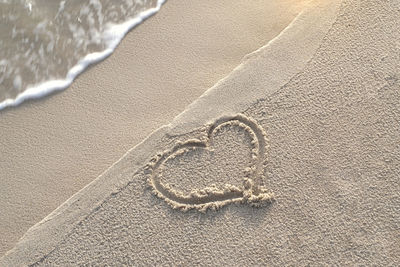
0;0;308;255
1;0;400;265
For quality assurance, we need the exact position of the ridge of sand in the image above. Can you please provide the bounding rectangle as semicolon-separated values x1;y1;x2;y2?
0;0;309;256
0;0;345;265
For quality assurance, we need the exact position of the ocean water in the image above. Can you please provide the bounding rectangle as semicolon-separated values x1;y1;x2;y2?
0;0;164;110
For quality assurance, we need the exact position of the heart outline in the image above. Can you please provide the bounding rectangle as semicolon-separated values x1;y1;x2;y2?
147;114;274;212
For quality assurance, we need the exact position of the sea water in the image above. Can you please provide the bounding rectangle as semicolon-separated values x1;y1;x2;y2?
0;0;164;110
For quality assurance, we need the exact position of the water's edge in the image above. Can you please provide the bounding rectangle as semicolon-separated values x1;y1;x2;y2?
0;0;166;111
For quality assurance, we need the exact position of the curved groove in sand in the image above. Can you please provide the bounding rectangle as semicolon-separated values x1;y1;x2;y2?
147;114;274;211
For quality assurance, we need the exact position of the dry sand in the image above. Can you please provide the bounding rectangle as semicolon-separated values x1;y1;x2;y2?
2;0;398;265
0;0;309;255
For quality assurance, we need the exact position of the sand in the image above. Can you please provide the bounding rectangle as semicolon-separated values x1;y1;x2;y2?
2;0;398;265
0;0;309;256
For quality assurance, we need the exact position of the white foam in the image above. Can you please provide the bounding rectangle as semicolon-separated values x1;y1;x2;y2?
0;0;166;111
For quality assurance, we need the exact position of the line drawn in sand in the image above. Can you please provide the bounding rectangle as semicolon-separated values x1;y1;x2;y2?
146;114;274;212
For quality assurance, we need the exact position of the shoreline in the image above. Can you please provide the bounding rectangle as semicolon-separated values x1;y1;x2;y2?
0;0;308;256
0;0;166;111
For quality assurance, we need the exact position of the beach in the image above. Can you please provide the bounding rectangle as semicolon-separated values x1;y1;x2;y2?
0;0;309;256
1;0;400;265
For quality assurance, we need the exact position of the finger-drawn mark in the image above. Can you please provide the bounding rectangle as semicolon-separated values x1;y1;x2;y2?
146;114;274;212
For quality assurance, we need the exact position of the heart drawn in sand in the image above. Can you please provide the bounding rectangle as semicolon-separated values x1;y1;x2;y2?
146;114;274;212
